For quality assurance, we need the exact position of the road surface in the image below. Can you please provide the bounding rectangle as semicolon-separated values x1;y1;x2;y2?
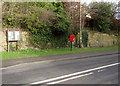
2;51;119;85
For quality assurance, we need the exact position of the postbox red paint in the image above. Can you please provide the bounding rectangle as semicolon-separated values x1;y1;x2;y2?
70;35;75;42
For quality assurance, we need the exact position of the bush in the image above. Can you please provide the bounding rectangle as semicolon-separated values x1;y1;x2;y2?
95;17;111;33
82;31;88;47
88;2;113;33
2;2;71;49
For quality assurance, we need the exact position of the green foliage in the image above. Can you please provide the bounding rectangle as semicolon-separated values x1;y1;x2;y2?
95;17;111;33
2;2;71;49
30;28;52;49
82;31;88;47
88;2;113;33
6;17;14;26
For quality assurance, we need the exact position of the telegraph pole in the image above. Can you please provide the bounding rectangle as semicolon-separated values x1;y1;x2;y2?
79;0;83;48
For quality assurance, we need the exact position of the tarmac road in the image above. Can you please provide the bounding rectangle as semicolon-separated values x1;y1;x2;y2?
2;50;119;85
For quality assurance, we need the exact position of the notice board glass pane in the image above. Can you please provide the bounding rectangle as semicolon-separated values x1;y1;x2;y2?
8;31;14;41
15;31;20;40
8;30;20;41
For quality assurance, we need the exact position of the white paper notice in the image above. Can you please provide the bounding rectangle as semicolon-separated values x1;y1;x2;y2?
8;31;14;41
15;31;20;40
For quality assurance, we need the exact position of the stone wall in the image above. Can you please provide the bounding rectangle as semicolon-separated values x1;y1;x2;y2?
0;30;4;52
0;28;30;52
88;31;118;47
0;28;118;52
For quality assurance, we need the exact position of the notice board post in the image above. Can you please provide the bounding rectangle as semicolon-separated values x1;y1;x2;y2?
7;30;20;52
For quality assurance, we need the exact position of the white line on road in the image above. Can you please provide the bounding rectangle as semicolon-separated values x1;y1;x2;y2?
97;69;105;72
47;72;93;84
31;62;119;84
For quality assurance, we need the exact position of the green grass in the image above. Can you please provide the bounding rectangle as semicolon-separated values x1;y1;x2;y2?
0;46;119;60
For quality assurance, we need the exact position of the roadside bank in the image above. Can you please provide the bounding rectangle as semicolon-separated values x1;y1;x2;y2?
1;46;118;60
1;49;119;68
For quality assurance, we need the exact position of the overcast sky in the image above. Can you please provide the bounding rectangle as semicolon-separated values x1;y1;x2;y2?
68;0;120;4
81;0;119;4
1;0;119;4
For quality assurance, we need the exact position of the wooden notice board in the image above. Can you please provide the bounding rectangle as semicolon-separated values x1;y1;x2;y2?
7;30;20;52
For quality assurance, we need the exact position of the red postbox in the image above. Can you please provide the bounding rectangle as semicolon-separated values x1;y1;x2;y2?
70;34;75;42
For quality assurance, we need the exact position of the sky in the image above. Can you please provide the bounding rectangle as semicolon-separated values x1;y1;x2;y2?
81;0;119;4
1;0;119;4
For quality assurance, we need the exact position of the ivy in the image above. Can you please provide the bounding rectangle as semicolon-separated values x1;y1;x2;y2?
82;31;88;47
3;2;71;49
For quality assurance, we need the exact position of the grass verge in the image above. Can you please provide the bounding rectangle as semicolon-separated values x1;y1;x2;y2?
0;46;118;60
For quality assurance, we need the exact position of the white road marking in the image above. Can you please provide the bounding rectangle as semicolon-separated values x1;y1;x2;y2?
31;62;119;84
47;72;93;84
97;69;105;72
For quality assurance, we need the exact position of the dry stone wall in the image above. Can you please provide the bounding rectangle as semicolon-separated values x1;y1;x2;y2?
0;30;4;52
88;31;118;47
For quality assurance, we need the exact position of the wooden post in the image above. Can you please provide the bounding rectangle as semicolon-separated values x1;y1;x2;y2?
7;41;9;52
7;30;9;52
